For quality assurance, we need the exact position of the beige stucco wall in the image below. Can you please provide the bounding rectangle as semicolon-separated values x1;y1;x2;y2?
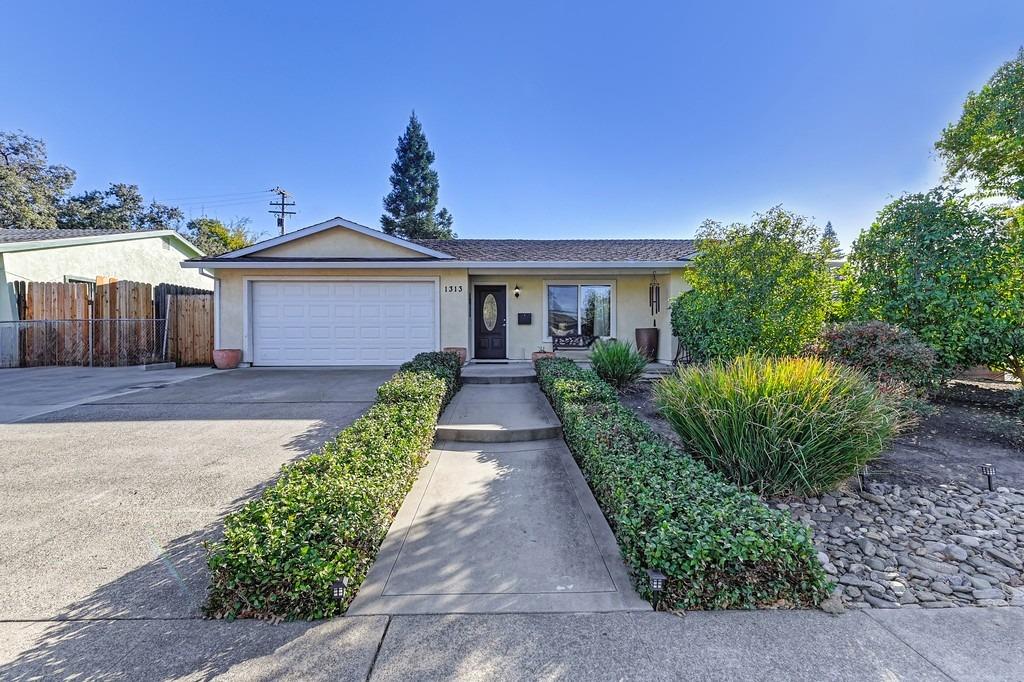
469;271;688;361
2;236;210;288
212;267;470;362
211;265;690;364
257;228;429;259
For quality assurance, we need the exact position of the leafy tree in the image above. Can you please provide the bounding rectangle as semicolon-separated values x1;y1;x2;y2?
181;217;259;256
380;112;455;239
849;187;1024;379
0;131;76;229
996;206;1024;381
936;48;1024;200
57;183;182;231
671;206;836;360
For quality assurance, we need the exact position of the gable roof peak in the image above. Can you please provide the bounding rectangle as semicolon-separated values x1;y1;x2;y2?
219;216;455;259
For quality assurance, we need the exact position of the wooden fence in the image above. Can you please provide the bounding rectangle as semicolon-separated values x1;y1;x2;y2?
165;294;214;366
8;280;213;367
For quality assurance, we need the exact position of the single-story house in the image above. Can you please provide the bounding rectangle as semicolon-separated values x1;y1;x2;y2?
182;217;695;366
1;228;210;321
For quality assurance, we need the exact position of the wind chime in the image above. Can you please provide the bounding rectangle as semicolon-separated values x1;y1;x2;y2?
649;272;661;326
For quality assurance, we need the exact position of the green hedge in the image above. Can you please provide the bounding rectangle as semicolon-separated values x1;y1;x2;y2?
205;351;461;620
534;357;830;610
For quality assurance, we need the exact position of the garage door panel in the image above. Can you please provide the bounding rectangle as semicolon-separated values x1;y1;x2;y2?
252;280;437;366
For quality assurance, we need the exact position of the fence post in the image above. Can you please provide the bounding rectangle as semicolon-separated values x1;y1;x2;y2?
162;295;171;364
88;319;93;367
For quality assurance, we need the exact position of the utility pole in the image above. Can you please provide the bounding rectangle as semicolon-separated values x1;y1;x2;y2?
268;187;296;235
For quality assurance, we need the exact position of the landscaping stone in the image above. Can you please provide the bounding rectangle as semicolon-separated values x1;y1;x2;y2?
771;481;1024;611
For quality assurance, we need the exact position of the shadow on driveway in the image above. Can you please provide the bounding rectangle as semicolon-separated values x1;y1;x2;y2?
0;368;394;679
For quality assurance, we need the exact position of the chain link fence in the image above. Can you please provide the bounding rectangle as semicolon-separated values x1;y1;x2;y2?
0;319;168;369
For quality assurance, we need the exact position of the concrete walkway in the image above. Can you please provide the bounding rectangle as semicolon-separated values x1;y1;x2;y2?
349;364;648;615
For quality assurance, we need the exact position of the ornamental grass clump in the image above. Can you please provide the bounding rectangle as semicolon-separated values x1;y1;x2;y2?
589;339;649;391
655;354;900;497
204;351;461;621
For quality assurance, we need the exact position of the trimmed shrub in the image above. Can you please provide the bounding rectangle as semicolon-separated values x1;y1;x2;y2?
205;351;460;620
397;350;463;404
535;358;830;610
655;355;901;497
535;357;618;413
810;321;939;393
589;339;649;390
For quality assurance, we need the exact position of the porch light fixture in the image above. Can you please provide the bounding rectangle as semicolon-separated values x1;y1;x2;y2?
513;284;521;298
980;463;996;491
331;577;350;600
645;568;667;593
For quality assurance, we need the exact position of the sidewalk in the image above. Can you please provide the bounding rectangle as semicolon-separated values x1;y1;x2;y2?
3;608;1021;680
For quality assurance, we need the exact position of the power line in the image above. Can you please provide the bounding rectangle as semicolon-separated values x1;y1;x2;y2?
163;189;271;202
177;197;273;210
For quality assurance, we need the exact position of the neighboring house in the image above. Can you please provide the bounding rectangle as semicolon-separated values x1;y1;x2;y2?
0;228;209;321
183;216;694;366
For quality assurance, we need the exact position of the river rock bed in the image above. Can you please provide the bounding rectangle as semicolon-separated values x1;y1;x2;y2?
771;482;1024;611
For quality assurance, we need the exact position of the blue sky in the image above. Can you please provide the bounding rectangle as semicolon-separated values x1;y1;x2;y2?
3;2;1022;246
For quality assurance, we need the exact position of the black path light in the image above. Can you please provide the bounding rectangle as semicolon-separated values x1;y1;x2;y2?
980;463;996;491
858;465;870;491
332;576;350;600
645;568;667;594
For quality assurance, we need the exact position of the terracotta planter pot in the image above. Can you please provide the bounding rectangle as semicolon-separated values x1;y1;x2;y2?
635;327;659;362
212;348;242;370
443;346;468;366
532;351;556;362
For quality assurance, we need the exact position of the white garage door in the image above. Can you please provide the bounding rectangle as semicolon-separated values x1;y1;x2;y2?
251;280;437;366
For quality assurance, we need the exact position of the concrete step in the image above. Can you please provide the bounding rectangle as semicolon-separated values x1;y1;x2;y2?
461;364;537;384
436;383;562;442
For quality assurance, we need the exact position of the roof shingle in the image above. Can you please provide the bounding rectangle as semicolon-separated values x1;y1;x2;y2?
0;228;161;244
413;238;696;262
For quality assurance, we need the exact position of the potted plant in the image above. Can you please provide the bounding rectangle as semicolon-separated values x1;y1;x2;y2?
635;323;658;362
212;348;242;370
531;345;555;362
443;346;467;366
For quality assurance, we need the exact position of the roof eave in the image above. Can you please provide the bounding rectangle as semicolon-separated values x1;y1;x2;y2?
182;258;692;269
0;229;204;257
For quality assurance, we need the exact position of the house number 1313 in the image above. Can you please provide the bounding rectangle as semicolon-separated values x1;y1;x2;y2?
444;285;464;293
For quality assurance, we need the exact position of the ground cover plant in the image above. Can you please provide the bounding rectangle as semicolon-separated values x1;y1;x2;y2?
204;351;461;620
588;339;648;390
655;355;901;497
534;356;830;610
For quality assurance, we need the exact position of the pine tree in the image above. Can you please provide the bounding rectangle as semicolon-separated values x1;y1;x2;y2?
821;220;843;258
381;112;455;239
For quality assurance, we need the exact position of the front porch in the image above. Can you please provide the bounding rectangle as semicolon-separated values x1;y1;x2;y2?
465;271;683;363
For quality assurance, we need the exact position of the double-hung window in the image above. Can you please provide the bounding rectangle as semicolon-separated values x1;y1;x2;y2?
546;283;612;338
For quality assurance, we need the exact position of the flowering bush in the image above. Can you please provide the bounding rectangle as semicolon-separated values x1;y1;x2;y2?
809;321;939;393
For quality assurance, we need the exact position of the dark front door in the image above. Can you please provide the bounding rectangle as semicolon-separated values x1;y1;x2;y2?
474;285;507;359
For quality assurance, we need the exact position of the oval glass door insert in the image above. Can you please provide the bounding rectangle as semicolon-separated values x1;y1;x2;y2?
482;294;498;331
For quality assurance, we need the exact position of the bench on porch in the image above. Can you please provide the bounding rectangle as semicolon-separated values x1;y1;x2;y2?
551;334;598;352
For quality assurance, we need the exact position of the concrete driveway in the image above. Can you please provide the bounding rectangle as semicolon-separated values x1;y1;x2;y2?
0;366;394;621
0;365;215;424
